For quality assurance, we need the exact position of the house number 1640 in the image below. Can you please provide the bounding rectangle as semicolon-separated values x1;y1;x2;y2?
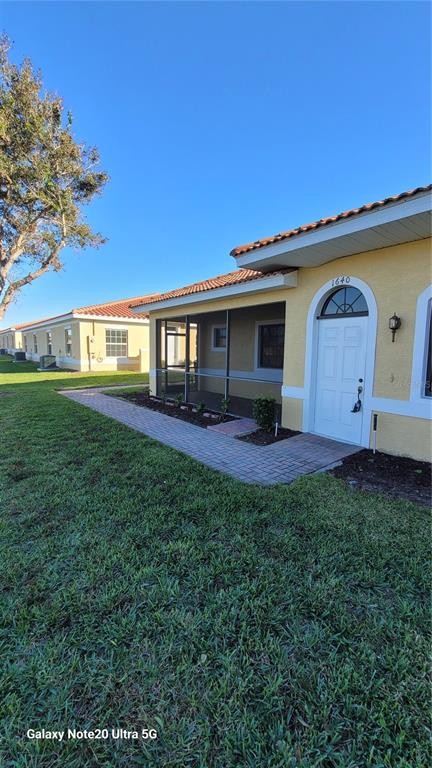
331;276;351;287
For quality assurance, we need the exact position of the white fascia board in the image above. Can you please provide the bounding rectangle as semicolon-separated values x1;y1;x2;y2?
234;192;432;267
73;314;149;324
21;313;149;331
21;313;74;331
131;272;298;314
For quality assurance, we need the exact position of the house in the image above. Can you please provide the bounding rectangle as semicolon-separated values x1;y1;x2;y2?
1;294;158;372
0;323;27;354
132;185;432;461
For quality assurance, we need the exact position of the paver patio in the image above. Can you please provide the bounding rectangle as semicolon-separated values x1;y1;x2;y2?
61;387;361;484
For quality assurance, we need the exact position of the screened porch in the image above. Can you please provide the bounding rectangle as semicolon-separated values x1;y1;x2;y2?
155;302;285;417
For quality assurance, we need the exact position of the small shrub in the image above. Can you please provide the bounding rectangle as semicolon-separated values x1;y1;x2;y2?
175;393;184;407
219;397;230;421
196;401;206;416
253;396;276;431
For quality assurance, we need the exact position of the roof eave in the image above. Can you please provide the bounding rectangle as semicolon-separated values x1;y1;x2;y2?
131;272;298;314
233;190;432;270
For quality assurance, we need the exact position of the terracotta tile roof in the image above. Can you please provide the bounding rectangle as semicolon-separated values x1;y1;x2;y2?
230;184;432;257
14;315;66;330
10;294;158;331
73;293;159;318
132;268;294;307
0;321;34;332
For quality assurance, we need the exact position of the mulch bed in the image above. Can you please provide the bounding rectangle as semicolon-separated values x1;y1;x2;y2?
330;449;431;506
238;427;301;446
114;391;235;429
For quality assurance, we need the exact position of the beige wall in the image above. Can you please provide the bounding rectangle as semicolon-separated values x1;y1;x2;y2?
23;321;81;366
0;330;23;351
77;319;149;372
22;318;150;372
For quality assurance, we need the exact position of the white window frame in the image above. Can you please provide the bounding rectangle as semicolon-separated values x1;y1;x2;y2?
33;334;38;353
254;319;285;381
411;285;432;405
105;327;128;359
211;324;227;352
46;331;53;355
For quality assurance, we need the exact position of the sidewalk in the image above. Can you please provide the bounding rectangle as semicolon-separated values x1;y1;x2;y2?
61;387;360;485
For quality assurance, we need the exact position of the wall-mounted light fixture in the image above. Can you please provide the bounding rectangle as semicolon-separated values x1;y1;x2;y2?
388;312;401;342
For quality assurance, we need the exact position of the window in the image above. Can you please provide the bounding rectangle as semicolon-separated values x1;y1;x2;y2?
212;325;227;351
24;337;28;353
258;323;285;369
46;331;52;355
320;286;368;317
425;306;432;397
33;335;38;353
65;328;72;356
106;328;128;357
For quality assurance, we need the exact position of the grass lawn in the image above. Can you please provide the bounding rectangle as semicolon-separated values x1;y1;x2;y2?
0;357;430;767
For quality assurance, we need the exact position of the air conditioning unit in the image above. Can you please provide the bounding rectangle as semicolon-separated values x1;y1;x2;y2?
39;355;57;370
14;351;26;362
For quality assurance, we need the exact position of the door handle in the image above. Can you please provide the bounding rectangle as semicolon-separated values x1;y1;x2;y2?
351;385;363;413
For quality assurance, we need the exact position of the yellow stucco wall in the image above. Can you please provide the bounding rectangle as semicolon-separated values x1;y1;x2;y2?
369;412;431;462
282;397;304;432
281;238;431;460
283;238;431;399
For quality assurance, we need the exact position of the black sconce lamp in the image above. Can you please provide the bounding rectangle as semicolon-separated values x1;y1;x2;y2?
389;312;401;342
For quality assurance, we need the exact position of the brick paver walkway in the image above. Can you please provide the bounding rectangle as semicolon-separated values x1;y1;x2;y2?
61;387;361;485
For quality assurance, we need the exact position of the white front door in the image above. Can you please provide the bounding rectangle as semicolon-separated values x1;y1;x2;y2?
313;316;367;444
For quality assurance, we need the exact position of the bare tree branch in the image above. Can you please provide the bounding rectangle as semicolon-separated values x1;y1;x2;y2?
0;241;65;320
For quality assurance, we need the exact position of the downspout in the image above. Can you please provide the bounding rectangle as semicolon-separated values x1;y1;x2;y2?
184;315;190;403
224;309;231;401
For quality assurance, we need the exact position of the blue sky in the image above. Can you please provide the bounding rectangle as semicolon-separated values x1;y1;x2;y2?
2;1;431;326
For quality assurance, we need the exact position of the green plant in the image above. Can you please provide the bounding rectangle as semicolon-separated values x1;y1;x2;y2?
196;401;206;416
175;392;184;407
219;397;230;421
0;37;108;320
253;396;276;431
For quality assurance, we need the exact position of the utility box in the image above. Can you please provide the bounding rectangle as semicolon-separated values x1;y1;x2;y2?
14;351;26;361
39;355;57;370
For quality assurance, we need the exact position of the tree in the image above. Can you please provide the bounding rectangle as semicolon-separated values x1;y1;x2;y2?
0;36;108;320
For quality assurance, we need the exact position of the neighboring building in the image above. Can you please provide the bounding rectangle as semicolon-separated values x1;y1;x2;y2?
2;294;158;372
132;185;432;461
0;323;27;354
